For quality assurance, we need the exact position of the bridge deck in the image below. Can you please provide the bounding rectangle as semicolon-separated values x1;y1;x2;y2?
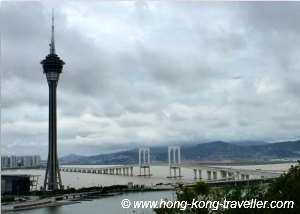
59;164;282;179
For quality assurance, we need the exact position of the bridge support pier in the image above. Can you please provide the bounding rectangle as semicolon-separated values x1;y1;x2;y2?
207;171;212;180
228;172;234;180
198;169;202;179
193;169;202;180
221;171;227;180
130;167;133;176
213;171;217;180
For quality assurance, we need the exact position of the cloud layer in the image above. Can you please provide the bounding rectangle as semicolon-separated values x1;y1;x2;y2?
2;1;300;158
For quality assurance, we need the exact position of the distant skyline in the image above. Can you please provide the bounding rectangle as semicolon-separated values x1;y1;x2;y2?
2;2;300;158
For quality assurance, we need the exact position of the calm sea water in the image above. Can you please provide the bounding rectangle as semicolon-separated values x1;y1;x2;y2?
4;191;175;214
2;163;295;214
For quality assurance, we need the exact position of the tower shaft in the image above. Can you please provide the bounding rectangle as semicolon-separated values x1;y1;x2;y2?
44;80;62;190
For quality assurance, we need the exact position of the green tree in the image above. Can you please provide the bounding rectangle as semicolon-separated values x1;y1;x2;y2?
263;161;300;214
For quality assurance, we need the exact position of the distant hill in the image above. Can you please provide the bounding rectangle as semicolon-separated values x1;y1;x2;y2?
59;140;300;165
231;140;267;146
59;153;88;164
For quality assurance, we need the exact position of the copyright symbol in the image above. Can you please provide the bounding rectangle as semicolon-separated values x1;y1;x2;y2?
121;199;131;208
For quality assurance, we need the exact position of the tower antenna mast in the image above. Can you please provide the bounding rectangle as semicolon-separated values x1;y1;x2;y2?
50;8;56;54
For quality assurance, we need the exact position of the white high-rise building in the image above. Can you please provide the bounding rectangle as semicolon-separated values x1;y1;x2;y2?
23;156;33;168
1;155;42;169
10;156;17;168
33;155;41;167
1;156;10;169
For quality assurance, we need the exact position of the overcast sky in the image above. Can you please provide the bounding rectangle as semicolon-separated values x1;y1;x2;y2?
1;1;300;158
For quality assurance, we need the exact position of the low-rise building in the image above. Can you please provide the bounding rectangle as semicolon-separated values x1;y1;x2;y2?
1;175;31;195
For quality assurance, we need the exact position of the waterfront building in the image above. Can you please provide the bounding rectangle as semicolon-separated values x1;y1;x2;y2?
1;175;31;195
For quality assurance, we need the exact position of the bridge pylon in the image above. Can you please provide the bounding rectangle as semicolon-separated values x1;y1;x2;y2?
167;146;182;178
138;147;151;176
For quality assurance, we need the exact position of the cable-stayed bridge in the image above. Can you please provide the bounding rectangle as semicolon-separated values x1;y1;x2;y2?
59;146;283;184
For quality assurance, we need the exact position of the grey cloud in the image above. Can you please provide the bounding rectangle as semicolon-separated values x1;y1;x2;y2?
1;1;299;157
239;2;300;33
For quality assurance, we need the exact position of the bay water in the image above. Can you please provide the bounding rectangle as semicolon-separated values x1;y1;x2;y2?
2;163;295;214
